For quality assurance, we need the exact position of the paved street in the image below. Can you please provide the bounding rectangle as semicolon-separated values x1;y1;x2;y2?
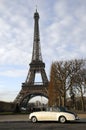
0;114;29;122
0;114;86;122
0;114;86;130
0;121;86;130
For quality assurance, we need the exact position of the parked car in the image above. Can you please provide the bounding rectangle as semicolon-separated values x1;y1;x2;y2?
29;106;79;123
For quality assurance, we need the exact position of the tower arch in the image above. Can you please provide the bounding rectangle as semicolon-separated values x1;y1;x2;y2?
20;92;48;108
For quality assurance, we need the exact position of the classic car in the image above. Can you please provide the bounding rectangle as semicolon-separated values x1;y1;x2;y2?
29;106;79;123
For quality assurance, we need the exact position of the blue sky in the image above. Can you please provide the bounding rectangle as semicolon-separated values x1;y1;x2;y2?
0;0;86;102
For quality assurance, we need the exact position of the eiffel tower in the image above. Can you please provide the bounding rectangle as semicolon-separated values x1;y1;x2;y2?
14;9;49;106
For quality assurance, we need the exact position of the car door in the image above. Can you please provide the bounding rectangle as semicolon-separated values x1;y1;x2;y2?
36;112;50;121
49;112;57;121
41;111;57;121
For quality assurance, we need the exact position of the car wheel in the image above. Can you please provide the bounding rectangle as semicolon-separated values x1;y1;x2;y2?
59;116;66;123
31;116;37;123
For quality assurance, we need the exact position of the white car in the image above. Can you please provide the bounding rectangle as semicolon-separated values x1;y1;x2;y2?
29;107;79;123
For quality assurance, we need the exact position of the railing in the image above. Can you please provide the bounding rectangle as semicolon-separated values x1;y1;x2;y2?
34;82;43;85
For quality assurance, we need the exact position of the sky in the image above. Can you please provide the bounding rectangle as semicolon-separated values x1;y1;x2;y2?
0;0;86;102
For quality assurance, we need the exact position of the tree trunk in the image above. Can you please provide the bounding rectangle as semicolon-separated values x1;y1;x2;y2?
81;89;85;111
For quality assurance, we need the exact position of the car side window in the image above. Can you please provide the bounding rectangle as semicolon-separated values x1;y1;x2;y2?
56;107;60;112
49;107;60;112
50;108;53;111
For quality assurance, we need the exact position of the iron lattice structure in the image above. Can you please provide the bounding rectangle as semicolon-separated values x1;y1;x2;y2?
14;10;49;105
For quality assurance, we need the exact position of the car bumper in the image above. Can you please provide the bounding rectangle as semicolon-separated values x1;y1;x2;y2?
75;116;80;120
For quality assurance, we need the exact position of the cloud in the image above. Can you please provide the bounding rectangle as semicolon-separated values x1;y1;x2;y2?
0;68;27;77
0;0;86;101
0;80;19;101
0;44;31;65
0;0;34;65
0;0;86;69
42;0;86;61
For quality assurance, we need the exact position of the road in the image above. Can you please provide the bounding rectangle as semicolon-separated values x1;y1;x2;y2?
0;120;86;130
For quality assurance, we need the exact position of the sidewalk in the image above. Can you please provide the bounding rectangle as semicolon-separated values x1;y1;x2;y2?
0;114;86;122
0;115;29;122
78;114;86;119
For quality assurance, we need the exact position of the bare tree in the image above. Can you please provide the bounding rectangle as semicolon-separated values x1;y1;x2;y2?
48;63;59;106
49;61;71;106
72;60;86;111
48;59;86;110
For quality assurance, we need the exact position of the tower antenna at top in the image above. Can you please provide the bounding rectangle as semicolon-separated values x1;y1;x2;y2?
35;0;38;11
36;4;37;12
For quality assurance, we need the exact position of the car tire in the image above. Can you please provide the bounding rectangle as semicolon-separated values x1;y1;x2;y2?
31;116;37;123
59;116;66;123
